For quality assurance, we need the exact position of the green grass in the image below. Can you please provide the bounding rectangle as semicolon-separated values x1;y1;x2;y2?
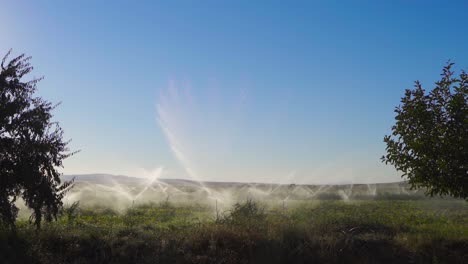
1;199;467;264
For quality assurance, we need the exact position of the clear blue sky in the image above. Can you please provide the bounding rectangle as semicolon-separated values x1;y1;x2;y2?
1;1;467;183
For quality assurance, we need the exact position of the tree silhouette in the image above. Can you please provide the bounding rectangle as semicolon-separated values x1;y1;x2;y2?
383;62;467;200
0;51;75;228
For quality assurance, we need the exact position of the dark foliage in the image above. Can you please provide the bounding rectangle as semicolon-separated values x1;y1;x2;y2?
0;50;74;228
383;62;468;199
222;199;266;226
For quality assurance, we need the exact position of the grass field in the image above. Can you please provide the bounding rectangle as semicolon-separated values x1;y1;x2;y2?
1;183;467;264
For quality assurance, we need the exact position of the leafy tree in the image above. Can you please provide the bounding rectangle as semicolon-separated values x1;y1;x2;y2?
383;62;467;199
0;51;74;228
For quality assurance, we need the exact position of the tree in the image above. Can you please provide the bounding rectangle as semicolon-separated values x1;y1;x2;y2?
0;51;74;228
382;62;467;200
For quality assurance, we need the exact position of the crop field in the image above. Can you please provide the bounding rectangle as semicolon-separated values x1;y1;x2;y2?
1;179;467;264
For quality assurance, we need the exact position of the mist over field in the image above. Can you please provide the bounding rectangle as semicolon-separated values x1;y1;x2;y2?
52;174;421;212
1;1;467;263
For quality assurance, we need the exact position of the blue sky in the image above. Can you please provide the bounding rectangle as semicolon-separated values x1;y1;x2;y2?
1;1;467;183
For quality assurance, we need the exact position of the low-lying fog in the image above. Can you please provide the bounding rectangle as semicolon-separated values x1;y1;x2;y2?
52;174;422;213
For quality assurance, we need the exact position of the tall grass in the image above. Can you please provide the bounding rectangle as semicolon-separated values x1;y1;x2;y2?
1;199;467;263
